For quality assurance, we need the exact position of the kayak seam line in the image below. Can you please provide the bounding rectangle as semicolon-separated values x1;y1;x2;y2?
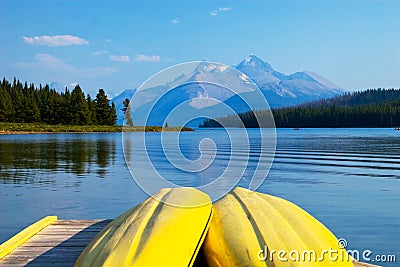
231;191;272;267
254;193;316;265
132;189;173;262
188;206;213;267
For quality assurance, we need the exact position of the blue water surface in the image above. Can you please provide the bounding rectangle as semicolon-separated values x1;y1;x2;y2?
0;128;398;266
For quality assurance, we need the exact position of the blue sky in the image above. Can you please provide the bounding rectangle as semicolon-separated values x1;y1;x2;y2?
1;0;399;97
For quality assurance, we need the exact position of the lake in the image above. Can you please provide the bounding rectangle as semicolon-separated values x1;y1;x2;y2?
0;128;399;266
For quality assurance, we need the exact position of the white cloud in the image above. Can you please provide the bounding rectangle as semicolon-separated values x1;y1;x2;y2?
16;53;116;78
135;54;161;62
110;54;131;62
93;50;109;56
23;35;89;47
210;7;232;16
35;53;76;72
106;38;112;42
171;18;180;24
219;7;232;12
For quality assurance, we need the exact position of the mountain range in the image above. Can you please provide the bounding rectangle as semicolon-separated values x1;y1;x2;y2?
235;55;344;106
111;55;345;126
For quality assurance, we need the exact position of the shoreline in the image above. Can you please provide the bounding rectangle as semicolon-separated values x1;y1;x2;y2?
0;131;120;135
0;124;194;135
1;128;397;135
0;129;194;135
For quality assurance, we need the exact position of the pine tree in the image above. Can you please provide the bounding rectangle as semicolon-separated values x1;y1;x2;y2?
70;85;90;125
109;102;117;126
95;89;116;125
61;87;72;124
47;89;62;124
37;84;49;123
0;87;13;121
10;79;24;122
87;94;97;125
21;82;40;122
122;98;134;126
22;96;40;122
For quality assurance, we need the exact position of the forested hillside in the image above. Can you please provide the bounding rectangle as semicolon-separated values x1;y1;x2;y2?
200;88;400;128
0;78;117;125
300;88;400;108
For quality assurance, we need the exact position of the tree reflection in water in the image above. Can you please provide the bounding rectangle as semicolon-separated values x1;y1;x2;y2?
0;135;117;186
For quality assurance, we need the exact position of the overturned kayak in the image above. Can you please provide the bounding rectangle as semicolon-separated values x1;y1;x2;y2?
75;187;213;267
203;187;354;267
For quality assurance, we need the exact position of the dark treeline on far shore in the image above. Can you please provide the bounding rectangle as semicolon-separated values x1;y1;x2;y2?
200;88;400;128
0;77;117;125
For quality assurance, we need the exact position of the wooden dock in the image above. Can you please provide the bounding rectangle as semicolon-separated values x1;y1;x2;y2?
0;219;111;267
0;217;380;267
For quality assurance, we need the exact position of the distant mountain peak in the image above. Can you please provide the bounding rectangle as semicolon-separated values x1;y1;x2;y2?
193;61;228;74
236;55;281;85
246;54;264;63
237;54;274;72
49;81;79;92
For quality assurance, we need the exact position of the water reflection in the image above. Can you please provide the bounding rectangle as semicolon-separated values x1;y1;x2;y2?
0;135;116;185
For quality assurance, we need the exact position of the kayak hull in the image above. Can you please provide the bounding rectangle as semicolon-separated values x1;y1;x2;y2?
203;187;354;267
75;187;213;267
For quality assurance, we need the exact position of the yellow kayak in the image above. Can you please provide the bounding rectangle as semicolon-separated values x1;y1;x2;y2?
75;187;213;267
203;187;354;267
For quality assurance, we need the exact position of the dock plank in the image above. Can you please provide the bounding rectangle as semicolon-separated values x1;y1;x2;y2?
0;219;111;267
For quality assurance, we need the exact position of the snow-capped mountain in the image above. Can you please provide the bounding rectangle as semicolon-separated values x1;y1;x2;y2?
235;54;285;84
235;55;344;107
111;55;345;126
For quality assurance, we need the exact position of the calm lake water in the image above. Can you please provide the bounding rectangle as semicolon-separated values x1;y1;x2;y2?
0;129;399;266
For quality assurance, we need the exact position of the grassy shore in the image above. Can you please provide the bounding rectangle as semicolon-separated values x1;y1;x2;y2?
0;122;193;134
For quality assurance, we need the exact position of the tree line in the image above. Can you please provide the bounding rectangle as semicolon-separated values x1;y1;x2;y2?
300;88;400;108
200;88;400;128
0;77;117;125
